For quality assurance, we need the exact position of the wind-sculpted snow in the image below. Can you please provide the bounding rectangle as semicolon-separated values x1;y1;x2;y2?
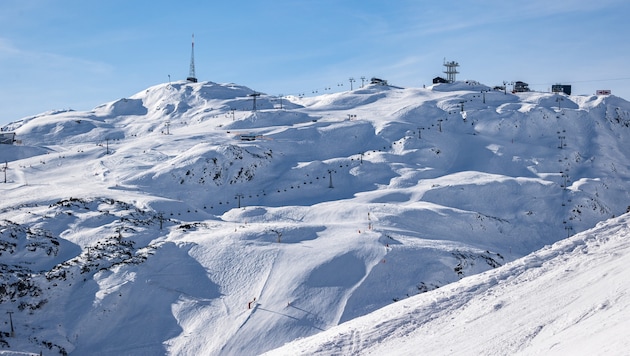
1;80;630;354
266;214;630;356
101;98;148;117
0;145;49;162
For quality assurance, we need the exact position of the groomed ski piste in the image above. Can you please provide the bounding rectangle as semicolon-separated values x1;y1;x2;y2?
1;79;629;355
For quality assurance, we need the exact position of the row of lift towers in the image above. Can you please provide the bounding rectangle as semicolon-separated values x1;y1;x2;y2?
183;38;573;104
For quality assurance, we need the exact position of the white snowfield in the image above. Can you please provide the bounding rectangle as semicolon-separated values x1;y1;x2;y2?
266;214;630;355
0;80;629;355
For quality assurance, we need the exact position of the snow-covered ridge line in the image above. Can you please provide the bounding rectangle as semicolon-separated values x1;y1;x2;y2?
1;80;629;354
266;213;630;355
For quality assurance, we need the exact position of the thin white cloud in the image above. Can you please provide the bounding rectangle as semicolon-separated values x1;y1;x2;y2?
0;37;113;76
373;0;626;41
0;37;20;58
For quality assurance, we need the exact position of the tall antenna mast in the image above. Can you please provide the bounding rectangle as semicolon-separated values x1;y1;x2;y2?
187;33;198;83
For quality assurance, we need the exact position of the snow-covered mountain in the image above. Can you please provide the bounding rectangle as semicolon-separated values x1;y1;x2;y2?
265;211;630;355
1;80;629;355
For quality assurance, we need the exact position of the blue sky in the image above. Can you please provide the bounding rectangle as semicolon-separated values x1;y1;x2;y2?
1;0;629;126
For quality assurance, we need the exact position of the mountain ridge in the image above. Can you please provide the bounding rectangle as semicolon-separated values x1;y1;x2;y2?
1;80;629;354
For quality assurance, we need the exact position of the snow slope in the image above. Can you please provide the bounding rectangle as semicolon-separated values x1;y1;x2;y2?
266;213;630;355
1;80;629;355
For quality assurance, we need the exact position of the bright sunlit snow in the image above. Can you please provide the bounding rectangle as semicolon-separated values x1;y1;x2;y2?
266;213;630;355
1;80;629;355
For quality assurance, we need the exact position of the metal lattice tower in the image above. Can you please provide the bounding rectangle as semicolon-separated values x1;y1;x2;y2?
443;59;459;83
248;92;261;111
186;34;198;83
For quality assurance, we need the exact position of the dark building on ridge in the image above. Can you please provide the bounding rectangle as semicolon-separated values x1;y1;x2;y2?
513;81;530;93
432;76;449;84
370;77;388;86
552;84;572;96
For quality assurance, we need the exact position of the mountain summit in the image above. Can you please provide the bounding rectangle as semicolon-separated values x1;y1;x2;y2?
1;80;629;354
